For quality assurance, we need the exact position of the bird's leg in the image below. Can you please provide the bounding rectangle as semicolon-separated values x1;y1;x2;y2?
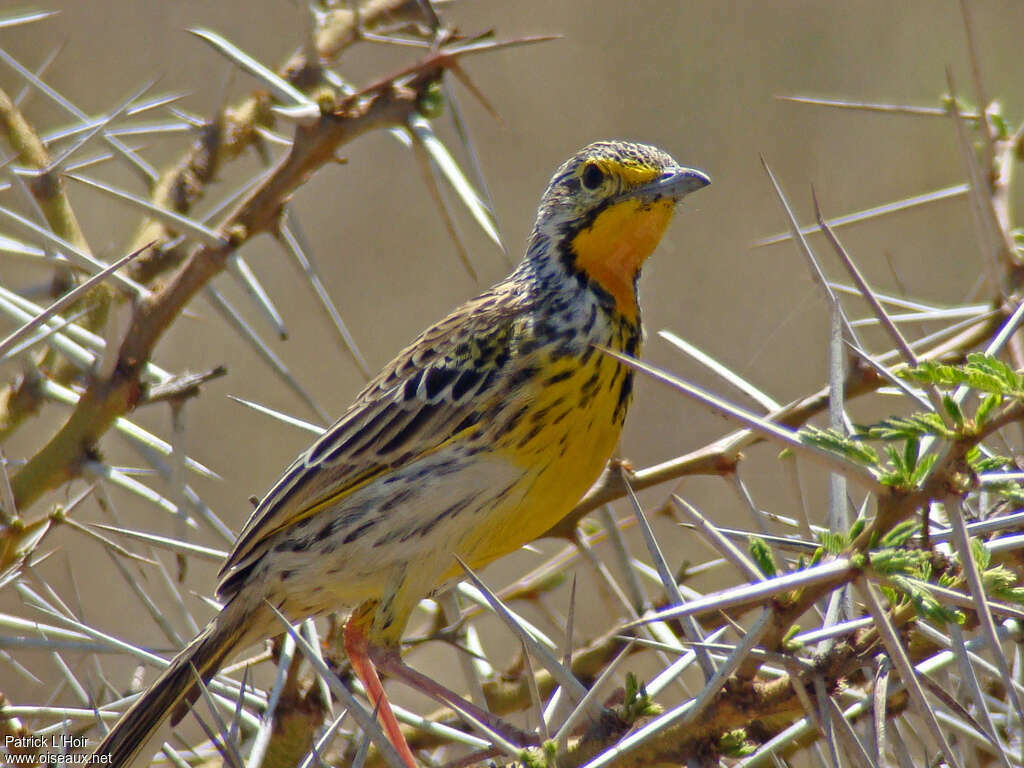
346;580;535;753
344;610;419;768
366;642;537;747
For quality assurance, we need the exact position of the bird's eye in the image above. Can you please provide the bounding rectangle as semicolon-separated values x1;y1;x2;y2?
580;162;605;190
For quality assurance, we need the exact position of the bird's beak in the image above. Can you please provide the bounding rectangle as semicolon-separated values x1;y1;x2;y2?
632;166;711;204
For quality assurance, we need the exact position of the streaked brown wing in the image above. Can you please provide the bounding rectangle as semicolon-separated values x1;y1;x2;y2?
217;288;524;592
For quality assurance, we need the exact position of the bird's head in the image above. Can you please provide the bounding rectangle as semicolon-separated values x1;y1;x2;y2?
532;140;710;321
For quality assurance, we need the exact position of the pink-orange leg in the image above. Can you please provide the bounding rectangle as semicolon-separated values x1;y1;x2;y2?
344;614;419;768
344;611;535;762
368;645;534;746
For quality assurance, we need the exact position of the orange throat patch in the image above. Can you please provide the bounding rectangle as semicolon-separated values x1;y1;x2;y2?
568;198;676;321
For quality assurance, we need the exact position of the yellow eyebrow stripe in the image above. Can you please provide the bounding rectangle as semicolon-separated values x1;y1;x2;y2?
616;163;660;187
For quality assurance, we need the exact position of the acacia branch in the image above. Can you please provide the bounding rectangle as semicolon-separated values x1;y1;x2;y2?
0;0;428;458
7;56;451;512
126;0;429;283
548;310;1001;539
0;87;110;441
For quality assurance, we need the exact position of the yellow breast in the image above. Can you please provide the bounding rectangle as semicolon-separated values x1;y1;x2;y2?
453;347;630;570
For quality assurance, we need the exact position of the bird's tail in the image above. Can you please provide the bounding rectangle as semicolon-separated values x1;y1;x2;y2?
93;614;247;768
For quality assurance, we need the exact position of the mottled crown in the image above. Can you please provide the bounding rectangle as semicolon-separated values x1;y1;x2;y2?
534;140;681;226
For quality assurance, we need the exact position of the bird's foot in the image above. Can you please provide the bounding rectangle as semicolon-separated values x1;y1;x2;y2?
368;644;538;748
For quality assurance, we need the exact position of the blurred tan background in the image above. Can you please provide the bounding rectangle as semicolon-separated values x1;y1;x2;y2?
2;0;1023;717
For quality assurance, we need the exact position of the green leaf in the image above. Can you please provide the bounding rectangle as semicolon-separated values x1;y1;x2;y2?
884;444;908;485
919;597;965;625
624;671;639;703
782;624;803;651
879;584;901;607
970;537;991;571
997;587;1024;604
620;672;660;721
518;748;549;768
880;519;920;548
861;412;953;441
942;394;963;428
871;547;930;576
417;80;445;118
975;393;1002;426
966;352;1024;392
982;563;1018;594
986;480;1024;505
904;437;920;473
816;530;847;555
719;730;756;757
897;355;1024;396
970;453;1010;473
898;360;970;389
879;471;904;487
910;453;938;486
749;537;778;577
885;572;963;624
800;426;879;466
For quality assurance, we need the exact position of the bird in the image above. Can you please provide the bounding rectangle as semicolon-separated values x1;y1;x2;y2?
94;140;709;767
